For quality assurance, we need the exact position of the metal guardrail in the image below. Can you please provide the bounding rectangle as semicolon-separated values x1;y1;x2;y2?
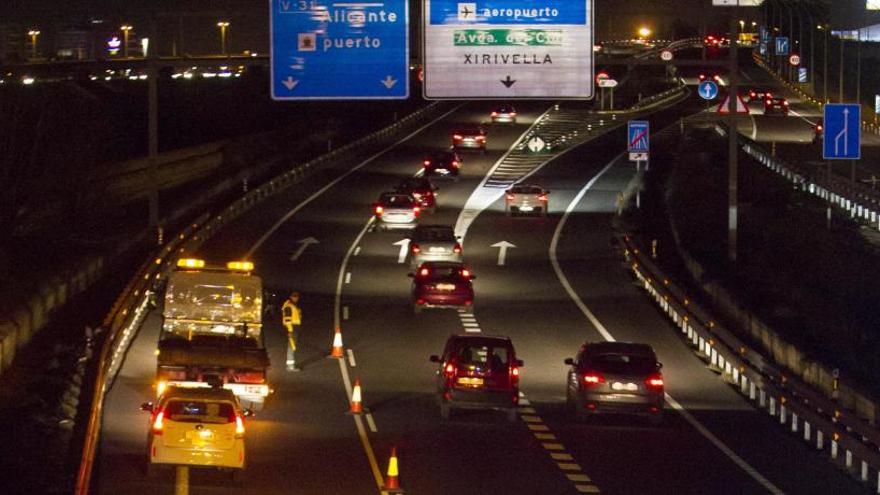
73;100;450;494
714;124;880;232
619;234;880;491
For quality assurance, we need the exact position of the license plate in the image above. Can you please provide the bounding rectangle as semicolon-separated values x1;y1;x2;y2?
519;205;534;212
457;377;484;386
186;429;215;444
611;382;639;391
436;283;456;291
437;168;449;174
245;385;264;395
429;247;446;253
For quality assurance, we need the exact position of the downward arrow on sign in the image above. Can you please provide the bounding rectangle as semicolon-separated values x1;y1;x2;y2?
491;241;516;266
501;75;516;88
282;76;299;90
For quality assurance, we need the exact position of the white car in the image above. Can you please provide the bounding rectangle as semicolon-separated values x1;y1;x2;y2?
373;192;421;231
408;225;463;268
504;184;549;217
142;386;249;478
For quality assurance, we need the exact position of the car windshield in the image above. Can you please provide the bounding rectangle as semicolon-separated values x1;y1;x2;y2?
586;352;657;375
511;186;543;194
413;227;455;241
381;194;415;207
164;399;235;424
454;344;509;372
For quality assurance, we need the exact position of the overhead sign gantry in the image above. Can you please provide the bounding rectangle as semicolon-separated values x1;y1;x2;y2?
423;0;594;99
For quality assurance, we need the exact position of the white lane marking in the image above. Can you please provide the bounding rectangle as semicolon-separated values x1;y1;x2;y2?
365;413;378;433
332;218;385;490
343;305;350;321
465;327;482;333
345;272;352;284
788;108;817;126
354;246;362;256
245;103;465;258
550;155;785;495
393;238;411;264
347;348;357;367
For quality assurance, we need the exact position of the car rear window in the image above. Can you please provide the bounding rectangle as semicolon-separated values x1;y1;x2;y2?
423;265;467;280
454;344;509;372
511;186;543;194
381;194;415;207
414;227;455;241
165;400;235;424
455;128;483;135
586;353;656;374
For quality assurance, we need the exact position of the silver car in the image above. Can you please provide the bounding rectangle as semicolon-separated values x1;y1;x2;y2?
408;225;462;268
373;192;421;231
504;184;549;216
490;105;517;124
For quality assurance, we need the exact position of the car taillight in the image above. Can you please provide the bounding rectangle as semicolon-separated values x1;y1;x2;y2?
424;160;431;167
476;136;486;141
411;243;421;254
582;372;605;386
451;160;460;168
510;112;517;116
646;374;664;390
235;414;245;437
817;124;823;132
419;267;430;277
445;363;456;379
783;101;789;106
413;206;421;217
152;410;164;435
375;205;384;215
511;367;520;377
538;194;548;202
491;111;498;117
453;243;462;254
461;268;471;278
453;134;463;140
506;194;515;201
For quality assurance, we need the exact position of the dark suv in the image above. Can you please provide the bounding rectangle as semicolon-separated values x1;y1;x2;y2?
430;334;523;422
565;341;664;424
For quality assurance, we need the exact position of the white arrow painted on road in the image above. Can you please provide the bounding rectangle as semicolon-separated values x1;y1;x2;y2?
393;238;410;264
382;75;398;89
282;76;299;90
491;241;516;266
289;237;319;261
835;108;849;156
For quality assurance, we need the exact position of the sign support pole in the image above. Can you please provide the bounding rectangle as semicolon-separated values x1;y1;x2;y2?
147;18;161;246
727;10;739;263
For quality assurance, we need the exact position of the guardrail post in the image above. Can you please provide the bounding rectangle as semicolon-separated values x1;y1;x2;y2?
749;380;756;400
846;450;853;470
817;430;824;450
769;396;776;416
759;389;766;408
804;421;811;441
779;404;786;424
791;413;798;433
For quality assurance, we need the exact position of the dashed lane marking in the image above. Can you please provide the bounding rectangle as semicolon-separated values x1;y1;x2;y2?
346;348;357;367
542;443;565;451
365;413;378;433
551;453;575;461
354;246;362;256
527;424;550;432
521;415;543;423
567;474;592;482
343;305;349;320
344;272;351;284
575;485;601;493
558;463;583;471
535;433;557;440
464;328;482;333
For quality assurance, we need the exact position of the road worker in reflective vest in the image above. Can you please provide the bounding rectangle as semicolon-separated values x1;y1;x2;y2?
281;292;302;371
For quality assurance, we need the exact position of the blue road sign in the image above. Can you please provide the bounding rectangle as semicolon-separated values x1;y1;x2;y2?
627;121;650;153
698;80;719;100
775;37;789;56
759;26;770;42
759;41;768;55
270;0;409;100
823;104;861;160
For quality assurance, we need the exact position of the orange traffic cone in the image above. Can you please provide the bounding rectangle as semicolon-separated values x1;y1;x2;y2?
349;378;364;415
382;446;405;493
329;327;344;359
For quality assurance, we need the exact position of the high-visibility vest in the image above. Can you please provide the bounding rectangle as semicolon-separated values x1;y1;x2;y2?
281;299;301;326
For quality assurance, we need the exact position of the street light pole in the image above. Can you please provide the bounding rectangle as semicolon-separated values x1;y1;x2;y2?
217;21;230;55
822;24;828;102
839;37;845;103
728;11;740;263
27;30;40;59
120;25;133;58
